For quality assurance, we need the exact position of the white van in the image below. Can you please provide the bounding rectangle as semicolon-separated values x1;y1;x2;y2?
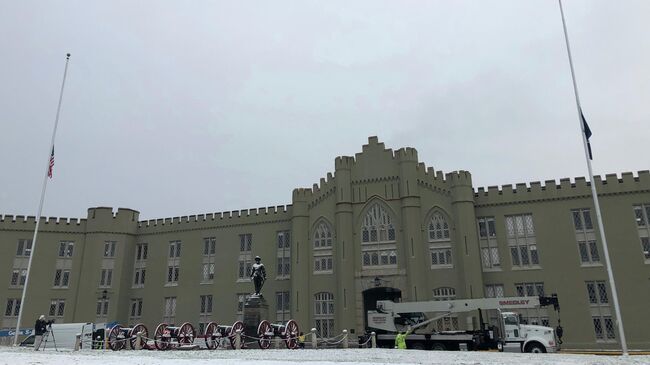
21;323;95;350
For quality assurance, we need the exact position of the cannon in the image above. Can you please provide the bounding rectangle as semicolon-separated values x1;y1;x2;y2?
106;323;149;351
257;319;300;349
153;322;195;350
204;321;245;349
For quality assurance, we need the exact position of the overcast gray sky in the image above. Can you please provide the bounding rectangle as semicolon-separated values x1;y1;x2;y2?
1;0;648;220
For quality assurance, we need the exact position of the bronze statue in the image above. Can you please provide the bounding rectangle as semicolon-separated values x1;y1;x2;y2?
250;256;266;296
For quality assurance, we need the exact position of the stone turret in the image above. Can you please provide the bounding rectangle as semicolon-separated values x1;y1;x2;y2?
291;188;312;326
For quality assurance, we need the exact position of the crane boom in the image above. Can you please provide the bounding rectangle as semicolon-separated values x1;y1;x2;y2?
377;296;543;315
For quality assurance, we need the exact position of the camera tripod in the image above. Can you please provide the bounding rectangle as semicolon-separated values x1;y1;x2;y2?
40;325;58;352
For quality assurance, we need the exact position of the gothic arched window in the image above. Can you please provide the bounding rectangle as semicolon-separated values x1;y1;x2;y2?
428;211;453;269
313;221;334;274
361;203;397;268
429;212;450;241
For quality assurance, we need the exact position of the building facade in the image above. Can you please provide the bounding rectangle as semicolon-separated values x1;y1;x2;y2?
1;137;649;349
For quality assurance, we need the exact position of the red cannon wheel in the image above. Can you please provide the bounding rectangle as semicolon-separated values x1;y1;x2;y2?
257;320;273;349
204;322;220;349
284;320;299;349
229;321;245;349
154;323;171;350
107;325;126;351
128;323;149;350
177;322;195;345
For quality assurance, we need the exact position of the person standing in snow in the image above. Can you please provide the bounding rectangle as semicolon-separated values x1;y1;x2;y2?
34;315;49;351
394;326;412;349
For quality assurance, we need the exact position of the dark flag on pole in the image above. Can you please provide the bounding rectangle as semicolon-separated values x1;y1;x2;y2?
580;108;593;160
48;146;55;178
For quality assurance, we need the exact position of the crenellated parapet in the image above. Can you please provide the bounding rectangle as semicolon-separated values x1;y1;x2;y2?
86;207;140;234
394;147;418;164
334;155;355;171
0;214;87;233
474;170;650;206
136;205;293;234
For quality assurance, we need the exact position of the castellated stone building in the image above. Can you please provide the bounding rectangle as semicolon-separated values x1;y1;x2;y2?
1;136;649;350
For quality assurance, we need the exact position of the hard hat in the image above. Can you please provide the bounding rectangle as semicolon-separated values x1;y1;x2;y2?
255;256;261;260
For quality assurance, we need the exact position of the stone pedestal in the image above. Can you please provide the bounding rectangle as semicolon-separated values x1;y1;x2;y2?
243;294;269;348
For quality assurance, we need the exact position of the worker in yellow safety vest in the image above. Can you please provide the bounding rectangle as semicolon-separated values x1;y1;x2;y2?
394;326;412;349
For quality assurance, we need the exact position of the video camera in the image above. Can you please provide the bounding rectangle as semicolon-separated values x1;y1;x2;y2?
46;319;55;327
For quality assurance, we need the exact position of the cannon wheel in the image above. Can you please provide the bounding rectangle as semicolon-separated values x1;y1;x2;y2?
154;323;170;350
204;322;220;349
107;325;126;351
229;321;245;349
284;320;299;349
177;322;195;345
257;320;273;349
128;323;149;350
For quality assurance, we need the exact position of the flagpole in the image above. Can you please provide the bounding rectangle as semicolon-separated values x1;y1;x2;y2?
558;1;628;355
13;53;71;347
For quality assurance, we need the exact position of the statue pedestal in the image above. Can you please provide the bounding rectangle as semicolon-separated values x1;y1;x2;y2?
243;294;268;348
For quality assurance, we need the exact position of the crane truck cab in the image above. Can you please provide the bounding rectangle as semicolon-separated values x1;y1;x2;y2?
501;312;557;353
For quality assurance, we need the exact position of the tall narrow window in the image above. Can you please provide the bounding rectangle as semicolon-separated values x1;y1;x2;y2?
571;209;600;265
99;269;113;288
586;281;616;341
4;299;21;317
633;204;650;262
276;231;291;278
198;294;213;335
58;241;74;258
49;299;66;318
96;299;109;319
133;243;147;288
314;292;334;338
53;269;71;288
429;212;453;269
9;269;27;287
166;241;181;286
361;203;397;268
163;297;177;323
314;221;334;274
16;239;33;257
276;291;290;322
238;234;253;280
505;214;540;268
103;241;117;257
478;217;500;270
130;298;143;320
202;237;216;283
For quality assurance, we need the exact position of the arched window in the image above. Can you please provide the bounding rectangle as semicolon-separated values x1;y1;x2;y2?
361;203;397;268
314;292;334;338
428;213;450;241
432;287;458;331
428;211;453;269
313;221;334;274
313;222;333;248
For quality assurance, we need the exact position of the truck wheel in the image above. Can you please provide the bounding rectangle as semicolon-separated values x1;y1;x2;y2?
525;342;546;353
431;342;446;351
411;342;425;350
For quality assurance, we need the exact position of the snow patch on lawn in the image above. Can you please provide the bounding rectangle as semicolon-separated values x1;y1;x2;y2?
0;347;647;365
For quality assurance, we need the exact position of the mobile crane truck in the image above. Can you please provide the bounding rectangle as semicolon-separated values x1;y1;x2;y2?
367;295;562;352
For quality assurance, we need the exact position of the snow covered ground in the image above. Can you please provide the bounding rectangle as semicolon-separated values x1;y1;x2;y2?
1;347;648;365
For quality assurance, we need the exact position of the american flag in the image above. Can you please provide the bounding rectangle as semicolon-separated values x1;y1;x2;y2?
47;146;55;178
